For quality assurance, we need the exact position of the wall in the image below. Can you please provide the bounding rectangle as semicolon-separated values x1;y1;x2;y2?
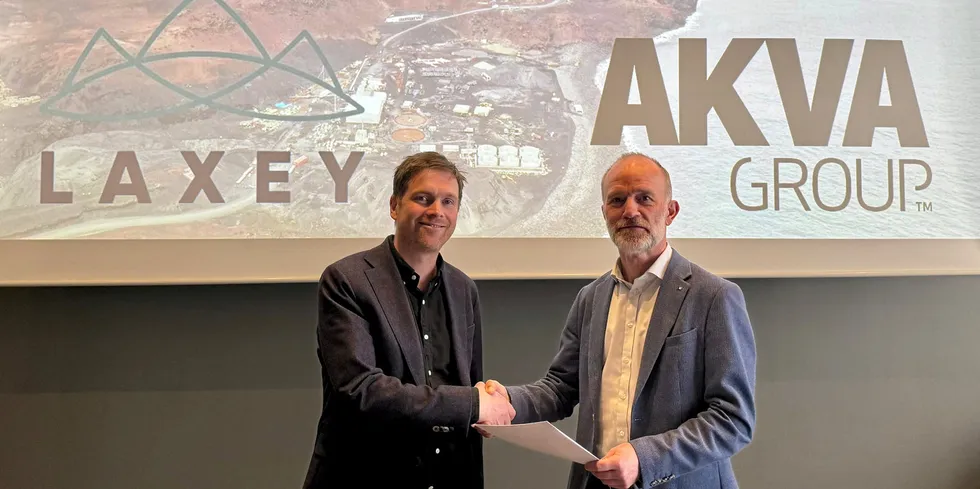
1;274;979;489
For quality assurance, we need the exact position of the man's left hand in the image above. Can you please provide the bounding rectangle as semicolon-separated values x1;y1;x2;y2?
585;442;640;489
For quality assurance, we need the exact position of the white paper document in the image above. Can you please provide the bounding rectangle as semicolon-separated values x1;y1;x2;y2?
475;421;598;464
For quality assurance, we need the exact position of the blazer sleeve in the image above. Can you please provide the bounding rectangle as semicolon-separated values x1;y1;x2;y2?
317;265;479;430
630;281;757;486
470;284;485;419
468;283;486;486
506;286;585;424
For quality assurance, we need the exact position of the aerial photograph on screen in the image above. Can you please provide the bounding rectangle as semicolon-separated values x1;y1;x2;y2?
0;0;976;239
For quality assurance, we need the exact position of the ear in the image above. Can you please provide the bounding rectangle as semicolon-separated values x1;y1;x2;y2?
665;200;680;226
389;195;398;220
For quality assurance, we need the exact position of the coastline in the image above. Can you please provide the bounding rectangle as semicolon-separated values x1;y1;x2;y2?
595;0;704;154
498;0;703;237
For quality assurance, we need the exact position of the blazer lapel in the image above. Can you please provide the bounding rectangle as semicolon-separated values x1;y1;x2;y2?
587;275;616;415
633;253;693;399
363;245;425;385
442;271;472;386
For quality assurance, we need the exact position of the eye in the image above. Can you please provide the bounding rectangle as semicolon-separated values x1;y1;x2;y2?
442;198;457;207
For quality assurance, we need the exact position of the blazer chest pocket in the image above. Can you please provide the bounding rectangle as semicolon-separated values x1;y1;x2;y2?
662;327;702;403
664;327;698;348
465;322;476;343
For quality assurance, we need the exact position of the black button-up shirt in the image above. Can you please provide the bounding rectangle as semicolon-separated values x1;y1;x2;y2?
387;236;459;390
387;236;480;482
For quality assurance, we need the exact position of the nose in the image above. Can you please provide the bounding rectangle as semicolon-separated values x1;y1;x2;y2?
622;196;640;219
426;200;444;218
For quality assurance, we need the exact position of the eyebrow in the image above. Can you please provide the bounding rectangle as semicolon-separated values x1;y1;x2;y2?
412;190;458;200
607;187;655;195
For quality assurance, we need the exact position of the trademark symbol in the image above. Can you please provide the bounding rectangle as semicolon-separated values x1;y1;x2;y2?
915;201;933;212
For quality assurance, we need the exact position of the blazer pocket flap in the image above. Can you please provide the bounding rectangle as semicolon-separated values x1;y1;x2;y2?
664;327;698;347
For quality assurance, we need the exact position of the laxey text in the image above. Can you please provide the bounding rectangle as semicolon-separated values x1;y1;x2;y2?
40;151;364;204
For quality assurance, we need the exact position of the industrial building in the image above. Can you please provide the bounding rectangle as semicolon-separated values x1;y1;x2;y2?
385;13;424;23
519;146;542;168
345;91;387;125
477;144;498;167
499;145;519;168
473;144;544;172
355;129;369;144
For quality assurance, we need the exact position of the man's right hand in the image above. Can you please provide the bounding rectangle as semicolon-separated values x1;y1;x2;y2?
475;381;515;425
484;379;510;402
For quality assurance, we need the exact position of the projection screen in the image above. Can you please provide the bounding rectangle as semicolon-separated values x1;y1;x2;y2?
1;0;979;285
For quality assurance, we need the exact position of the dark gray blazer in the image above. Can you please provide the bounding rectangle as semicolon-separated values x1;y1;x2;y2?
302;239;484;488
508;251;756;489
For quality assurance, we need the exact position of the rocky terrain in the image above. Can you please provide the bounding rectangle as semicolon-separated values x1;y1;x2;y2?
454;0;696;49
0;0;696;97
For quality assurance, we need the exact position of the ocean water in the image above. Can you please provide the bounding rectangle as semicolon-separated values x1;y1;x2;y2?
593;0;980;238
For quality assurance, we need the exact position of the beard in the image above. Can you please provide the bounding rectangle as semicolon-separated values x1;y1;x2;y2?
608;217;657;256
415;221;451;251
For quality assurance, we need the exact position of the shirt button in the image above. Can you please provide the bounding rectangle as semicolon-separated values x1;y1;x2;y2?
422;299;426;305
627;322;633;328
428;370;432;376
412;275;417;280
435;448;440;454
620;392;627;400
423;334;429;340
618;430;625;437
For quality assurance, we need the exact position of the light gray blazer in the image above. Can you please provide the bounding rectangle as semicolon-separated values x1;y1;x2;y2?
507;251;756;489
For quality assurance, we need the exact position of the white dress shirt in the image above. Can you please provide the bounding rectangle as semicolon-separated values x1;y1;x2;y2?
597;243;673;457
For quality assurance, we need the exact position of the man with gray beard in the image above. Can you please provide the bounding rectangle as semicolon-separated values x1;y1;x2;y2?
481;153;757;489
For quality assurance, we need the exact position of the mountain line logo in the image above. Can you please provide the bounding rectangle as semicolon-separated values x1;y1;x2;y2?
38;0;365;122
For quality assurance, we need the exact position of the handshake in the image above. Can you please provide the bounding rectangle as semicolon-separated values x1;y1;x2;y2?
471;380;641;489
474;379;514;427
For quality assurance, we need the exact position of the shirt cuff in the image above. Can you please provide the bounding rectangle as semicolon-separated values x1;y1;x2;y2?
469;387;480;425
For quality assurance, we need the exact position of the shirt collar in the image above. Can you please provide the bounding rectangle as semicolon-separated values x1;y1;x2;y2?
387;234;443;289
611;243;673;285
